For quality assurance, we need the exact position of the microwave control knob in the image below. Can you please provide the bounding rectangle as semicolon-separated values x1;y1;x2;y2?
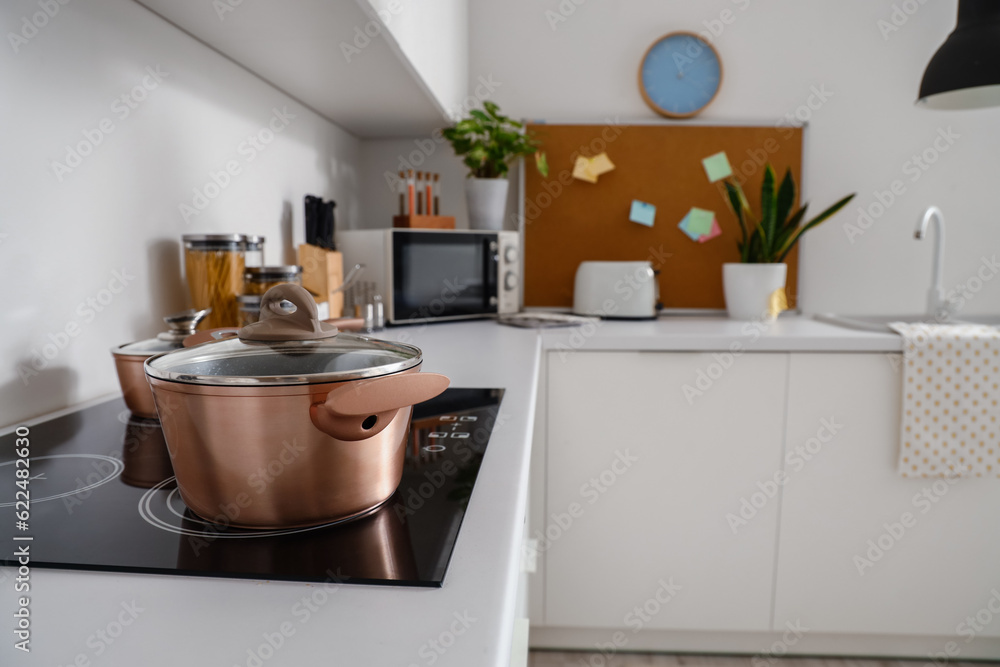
503;271;518;291
504;246;518;263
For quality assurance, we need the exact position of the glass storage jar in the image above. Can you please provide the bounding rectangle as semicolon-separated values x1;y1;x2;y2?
182;234;247;329
244;235;265;268
244;265;303;296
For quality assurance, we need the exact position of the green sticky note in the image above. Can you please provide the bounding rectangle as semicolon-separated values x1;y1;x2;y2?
702;152;733;182
629;200;656;227
687;207;715;236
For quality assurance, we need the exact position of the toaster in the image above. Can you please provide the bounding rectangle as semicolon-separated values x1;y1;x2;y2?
572;261;659;319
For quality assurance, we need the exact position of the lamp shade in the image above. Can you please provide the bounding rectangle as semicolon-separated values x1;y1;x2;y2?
918;0;1000;110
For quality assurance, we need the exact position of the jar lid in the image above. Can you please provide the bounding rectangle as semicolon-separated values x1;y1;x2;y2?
245;265;302;281
183;234;246;250
244;235;265;248
145;285;420;386
113;309;211;357
237;294;262;310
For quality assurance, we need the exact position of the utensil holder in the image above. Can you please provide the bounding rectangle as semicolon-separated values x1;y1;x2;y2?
392;215;455;229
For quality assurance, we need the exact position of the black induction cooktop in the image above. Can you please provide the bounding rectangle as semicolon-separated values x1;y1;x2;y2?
0;388;503;587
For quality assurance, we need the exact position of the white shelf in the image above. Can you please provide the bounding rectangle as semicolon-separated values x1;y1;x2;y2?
134;0;451;138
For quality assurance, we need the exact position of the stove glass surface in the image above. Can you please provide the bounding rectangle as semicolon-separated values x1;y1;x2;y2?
0;388;503;587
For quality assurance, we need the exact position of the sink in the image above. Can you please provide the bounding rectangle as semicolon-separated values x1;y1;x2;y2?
814;313;1000;333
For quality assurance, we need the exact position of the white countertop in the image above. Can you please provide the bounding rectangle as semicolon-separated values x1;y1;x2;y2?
539;313;902;352
0;322;541;667
0;314;899;667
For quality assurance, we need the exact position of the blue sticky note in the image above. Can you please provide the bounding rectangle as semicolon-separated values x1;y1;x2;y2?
678;211;702;241
629;200;656;227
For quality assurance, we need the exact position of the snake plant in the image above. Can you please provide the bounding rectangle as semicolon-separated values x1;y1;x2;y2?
723;164;855;263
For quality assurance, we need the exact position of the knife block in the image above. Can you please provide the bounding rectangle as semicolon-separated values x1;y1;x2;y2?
298;244;344;318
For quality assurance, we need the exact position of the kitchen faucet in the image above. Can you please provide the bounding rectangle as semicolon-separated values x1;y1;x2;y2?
914;206;953;320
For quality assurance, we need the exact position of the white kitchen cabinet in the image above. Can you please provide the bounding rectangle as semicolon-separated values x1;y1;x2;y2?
774;353;1000;637
133;0;454;137
542;351;788;631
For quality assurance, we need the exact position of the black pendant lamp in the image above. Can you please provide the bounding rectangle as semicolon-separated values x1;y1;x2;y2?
918;0;1000;110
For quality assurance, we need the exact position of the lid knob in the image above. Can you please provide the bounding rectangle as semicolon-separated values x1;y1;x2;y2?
238;284;339;341
156;308;211;342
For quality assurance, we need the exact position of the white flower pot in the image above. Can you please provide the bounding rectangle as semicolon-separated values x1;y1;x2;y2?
722;263;787;320
464;178;509;230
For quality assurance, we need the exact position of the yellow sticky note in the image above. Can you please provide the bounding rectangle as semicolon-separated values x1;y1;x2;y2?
702;152;733;182
572;156;598;183
588;153;615;176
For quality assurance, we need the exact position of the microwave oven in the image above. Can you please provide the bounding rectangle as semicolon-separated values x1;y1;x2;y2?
336;229;520;325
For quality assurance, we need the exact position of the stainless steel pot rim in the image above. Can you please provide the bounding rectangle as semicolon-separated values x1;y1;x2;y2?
143;333;423;386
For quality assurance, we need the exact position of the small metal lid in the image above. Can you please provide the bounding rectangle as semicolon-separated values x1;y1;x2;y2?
113;309;211;357
145;285;420;386
244;235;265;249
245;265;302;281
182;234;246;250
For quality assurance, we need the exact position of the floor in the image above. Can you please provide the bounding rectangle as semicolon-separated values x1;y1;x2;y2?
528;652;1000;667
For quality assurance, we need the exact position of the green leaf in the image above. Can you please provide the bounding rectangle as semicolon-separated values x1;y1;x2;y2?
772;205;808;257
470;109;491;123
759;165;777;259
776;193;855;261
483;100;501;118
723;182;749;252
775;168;795;230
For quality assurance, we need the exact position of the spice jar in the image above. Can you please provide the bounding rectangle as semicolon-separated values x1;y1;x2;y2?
244;266;303;296
182;234;247;329
244;235;265;268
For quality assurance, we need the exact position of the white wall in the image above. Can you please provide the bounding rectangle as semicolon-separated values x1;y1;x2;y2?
0;0;362;427
469;0;1000;315
364;0;469;117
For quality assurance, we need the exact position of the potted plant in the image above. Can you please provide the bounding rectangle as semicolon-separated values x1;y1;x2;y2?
442;101;548;230
720;164;855;320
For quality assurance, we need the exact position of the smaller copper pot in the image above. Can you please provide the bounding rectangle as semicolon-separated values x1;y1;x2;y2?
111;309;209;418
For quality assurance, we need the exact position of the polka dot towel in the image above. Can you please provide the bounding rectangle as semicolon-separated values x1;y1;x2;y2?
890;322;1000;478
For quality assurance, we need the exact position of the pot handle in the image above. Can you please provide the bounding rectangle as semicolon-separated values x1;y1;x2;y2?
310;372;450;442
239;284;339;341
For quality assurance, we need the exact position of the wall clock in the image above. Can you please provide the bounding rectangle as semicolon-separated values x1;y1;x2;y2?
638;32;723;119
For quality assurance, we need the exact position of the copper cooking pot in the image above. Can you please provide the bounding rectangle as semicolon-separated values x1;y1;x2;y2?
144;284;449;529
111;309;210;418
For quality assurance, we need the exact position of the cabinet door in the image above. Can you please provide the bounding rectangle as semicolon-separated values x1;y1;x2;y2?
774;353;1000;637
544;351;788;631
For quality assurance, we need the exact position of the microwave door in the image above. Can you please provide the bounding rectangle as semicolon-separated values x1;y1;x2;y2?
392;233;497;322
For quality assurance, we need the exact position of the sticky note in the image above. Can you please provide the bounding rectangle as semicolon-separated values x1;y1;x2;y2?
588;153;615;176
629;200;656;226
572;156;598;183
687;207;715;236
698;218;722;243
702;151;733;182
678;212;702;241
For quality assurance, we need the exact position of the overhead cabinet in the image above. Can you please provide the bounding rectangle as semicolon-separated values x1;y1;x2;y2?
134;0;454;137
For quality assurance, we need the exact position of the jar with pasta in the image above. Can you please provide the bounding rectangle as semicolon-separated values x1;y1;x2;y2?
243;266;303;296
182;234;247;329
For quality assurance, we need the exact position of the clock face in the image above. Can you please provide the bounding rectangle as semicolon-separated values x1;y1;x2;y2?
639;33;722;118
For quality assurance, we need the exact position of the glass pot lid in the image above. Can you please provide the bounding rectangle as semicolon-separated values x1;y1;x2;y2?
145;285;421;386
114;309;211;357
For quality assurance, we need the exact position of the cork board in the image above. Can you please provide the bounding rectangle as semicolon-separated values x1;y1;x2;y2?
523;124;803;309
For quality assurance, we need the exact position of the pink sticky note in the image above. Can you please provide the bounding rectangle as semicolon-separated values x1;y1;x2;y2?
698;218;721;243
